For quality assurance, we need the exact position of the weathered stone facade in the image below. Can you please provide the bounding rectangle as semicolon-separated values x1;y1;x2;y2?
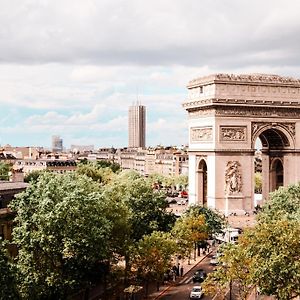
183;73;300;215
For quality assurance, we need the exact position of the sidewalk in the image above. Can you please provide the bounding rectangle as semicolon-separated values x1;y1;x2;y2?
147;250;212;300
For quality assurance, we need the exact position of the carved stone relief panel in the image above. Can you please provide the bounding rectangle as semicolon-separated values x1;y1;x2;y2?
215;106;300;119
190;127;213;143
225;161;242;195
220;126;247;142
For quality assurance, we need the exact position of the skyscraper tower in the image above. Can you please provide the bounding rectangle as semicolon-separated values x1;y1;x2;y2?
52;135;63;152
128;104;146;148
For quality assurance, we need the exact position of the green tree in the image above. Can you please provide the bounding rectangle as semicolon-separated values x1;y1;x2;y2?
96;160;120;173
106;170;176;281
121;173;176;241
204;184;300;300
254;172;262;193
0;240;18;300
76;162;103;182
24;170;49;183
244;220;300;299
147;173;165;189
131;231;177;295
0;162;11;181
10;173;114;299
202;242;255;300
172;214;208;260
185;205;225;236
174;174;188;190
258;183;300;222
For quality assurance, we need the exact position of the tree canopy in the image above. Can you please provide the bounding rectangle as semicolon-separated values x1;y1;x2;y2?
96;160;120;173
131;231;177;286
0;240;18;299
184;205;225;236
204;183;300;300
258;183;300;222
10;173;117;299
24;169;49;183
0;162;11;181
107;170;176;243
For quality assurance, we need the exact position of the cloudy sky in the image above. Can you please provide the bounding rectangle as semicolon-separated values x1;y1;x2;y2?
1;0;300;149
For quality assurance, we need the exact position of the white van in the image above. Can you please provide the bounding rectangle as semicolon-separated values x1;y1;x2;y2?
215;227;241;244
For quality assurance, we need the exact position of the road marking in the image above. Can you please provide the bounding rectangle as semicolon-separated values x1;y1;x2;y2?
179;276;192;284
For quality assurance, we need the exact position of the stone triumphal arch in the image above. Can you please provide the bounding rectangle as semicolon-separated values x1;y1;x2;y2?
182;73;300;215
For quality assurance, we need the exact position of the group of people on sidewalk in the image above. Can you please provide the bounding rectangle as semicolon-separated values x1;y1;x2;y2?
163;263;184;283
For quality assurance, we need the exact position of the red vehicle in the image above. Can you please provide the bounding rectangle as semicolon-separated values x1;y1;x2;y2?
180;190;188;198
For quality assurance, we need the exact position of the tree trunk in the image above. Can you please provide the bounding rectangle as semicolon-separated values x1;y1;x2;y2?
124;254;130;284
145;279;149;298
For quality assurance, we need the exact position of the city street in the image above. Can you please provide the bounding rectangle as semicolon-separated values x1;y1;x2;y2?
166;197;188;216
157;253;215;300
167;197;256;229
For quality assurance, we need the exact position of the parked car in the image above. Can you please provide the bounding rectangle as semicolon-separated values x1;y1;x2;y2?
180;190;188;198
192;269;207;283
167;198;177;204
167;191;179;197
180;199;187;205
176;199;182;205
190;286;203;299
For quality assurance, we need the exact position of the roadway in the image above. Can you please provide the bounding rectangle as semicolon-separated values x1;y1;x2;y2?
166;196;188;216
157;253;215;300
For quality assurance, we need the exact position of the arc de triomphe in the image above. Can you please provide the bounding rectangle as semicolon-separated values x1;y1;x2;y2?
183;73;300;215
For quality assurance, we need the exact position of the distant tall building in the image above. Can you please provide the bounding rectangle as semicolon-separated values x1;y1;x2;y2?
52;135;63;152
128;104;146;148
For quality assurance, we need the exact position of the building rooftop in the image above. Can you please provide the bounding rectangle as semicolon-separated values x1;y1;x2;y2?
0;181;29;191
187;73;300;88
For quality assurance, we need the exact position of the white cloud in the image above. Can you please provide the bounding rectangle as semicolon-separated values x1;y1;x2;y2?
1;0;300;147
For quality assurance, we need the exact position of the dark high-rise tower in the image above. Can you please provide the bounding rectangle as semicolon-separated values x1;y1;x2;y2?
128;104;146;148
52;135;63;152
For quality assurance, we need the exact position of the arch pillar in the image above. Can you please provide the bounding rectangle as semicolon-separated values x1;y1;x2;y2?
261;151;270;202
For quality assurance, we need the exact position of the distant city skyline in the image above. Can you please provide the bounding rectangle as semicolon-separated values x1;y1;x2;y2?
0;1;300;148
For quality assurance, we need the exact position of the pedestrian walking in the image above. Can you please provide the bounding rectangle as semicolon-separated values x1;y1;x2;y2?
172;270;176;282
180;266;184;277
176;263;180;276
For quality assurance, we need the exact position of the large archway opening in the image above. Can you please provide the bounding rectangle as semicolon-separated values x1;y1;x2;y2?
197;159;207;206
253;126;291;203
253;138;262;207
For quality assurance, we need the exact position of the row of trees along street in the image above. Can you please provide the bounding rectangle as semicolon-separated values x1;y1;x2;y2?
0;161;224;300
202;184;300;300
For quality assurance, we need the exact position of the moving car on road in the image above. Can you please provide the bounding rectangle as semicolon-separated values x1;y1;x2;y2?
209;255;218;265
189;286;203;299
192;269;207;283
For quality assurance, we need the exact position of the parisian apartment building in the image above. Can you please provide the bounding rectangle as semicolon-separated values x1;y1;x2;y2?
1;145;188;179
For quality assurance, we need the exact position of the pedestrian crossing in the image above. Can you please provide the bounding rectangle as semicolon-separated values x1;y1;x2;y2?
179;275;193;285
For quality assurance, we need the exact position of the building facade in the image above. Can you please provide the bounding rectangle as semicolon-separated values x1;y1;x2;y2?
128;104;146;148
111;147;188;177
